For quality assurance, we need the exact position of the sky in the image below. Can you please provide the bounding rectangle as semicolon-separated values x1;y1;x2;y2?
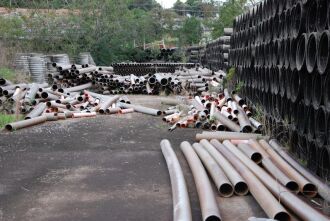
155;0;186;9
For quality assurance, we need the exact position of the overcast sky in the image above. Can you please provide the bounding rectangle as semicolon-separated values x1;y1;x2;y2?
155;0;186;9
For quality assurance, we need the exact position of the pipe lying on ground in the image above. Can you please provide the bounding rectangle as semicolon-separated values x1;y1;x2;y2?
193;143;234;197
160;140;192;221
248;139;299;193
269;139;330;202
237;108;253;133
180;141;222;221
211;140;290;221
222;140;329;221
237;143;262;164
99;95;120;114
118;102;162;116
25;102;47;120
72;112;96;118
196;131;268;141
5;115;48;131
200;139;249;196
213;111;241;132
119;108;134;114
259;140;317;197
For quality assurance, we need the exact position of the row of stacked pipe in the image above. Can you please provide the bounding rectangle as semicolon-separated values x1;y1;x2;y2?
0;65;228;131
230;0;330;180
161;135;330;221
185;45;205;64
112;63;195;75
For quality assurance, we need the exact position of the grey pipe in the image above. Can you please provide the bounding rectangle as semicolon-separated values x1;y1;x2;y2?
249;117;263;131
196;131;267;141
200;139;248;196
5;115;47;131
118;102;162;116
25;102;47;120
213;111;241;132
99;95;120;114
193;143;234;197
25;83;39;104
106;107;121;114
160;140;192;221
180;141;221;221
64;83;93;93
237;108;253;133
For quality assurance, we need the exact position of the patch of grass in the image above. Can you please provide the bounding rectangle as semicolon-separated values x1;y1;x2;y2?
0;114;18;129
234;81;244;93
0;68;16;81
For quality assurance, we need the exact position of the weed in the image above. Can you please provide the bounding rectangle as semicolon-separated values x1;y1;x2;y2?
0;114;21;129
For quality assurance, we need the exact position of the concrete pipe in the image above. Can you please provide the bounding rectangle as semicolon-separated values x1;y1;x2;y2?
222;140;328;221
5;115;47;131
25;102;47;120
160;140;192;221
306;32;319;73
259;140;318;197
269;139;330;202
193;142;234;197
215;140;290;221
180;141;221;221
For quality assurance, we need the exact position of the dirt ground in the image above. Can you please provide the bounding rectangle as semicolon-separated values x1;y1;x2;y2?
0;95;267;221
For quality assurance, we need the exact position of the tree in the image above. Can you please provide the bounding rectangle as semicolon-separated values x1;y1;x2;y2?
179;17;202;45
212;0;246;38
173;0;187;16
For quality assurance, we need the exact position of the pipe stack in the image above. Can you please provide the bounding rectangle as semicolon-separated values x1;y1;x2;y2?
112;63;195;75
230;0;330;180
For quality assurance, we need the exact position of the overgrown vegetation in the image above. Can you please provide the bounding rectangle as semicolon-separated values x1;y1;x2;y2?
0;114;18;129
0;68;15;81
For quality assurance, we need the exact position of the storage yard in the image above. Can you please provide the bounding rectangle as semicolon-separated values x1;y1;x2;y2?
1;0;330;221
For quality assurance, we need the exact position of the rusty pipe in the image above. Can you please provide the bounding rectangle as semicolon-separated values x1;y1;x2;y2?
193;143;234;197
180;141;221;221
248;140;299;193
196;131;267;141
106;107;121;114
213;111;240;132
72;112;96;118
237;143;262;164
269;139;330;202
119;108;134;114
160;140;192;221
200;139;248;196
223;140;328;221
237;108;253;133
5;115;47;131
212;140;290;221
259;140;317;197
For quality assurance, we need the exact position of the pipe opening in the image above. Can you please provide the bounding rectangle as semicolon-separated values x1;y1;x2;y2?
219;183;234;197
274;211;290;221
317;31;330;74
316;0;327;32
315;107;326;146
296;34;307;71
306;0;317;33
312;74;323;109
5;124;13;131
156;110;162;116
217;124;226;131
286;181;299;193
0;78;5;85
251;152;262;164
234;181;249;196
205;215;221;221
306;33;318;73
302;183;318;198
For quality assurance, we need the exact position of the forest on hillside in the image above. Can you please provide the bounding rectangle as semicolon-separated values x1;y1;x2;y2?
0;0;253;64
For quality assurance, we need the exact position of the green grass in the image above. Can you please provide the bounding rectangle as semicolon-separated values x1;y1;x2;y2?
0;68;16;81
0;114;21;129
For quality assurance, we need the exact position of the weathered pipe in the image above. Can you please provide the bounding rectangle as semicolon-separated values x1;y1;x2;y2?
224;88;232;102
196;131;267;142
237;143;262;164
248;139;299;193
200;139;249;196
25;83;39;103
213;140;290;221
193;143;234;197
317;30;330;75
315;106;327;146
155;74;168;86
119;108;134;114
5;115;47;131
180;141;221;221
64;83;93;93
118;102;162;116
72;112;96;118
249;117;263;131
106;107;121;114
99;95;120;114
237;108;253;133
213;111;240;132
160;140;192;221
312;73;324;110
41;91;59;101
222;140;329;221
259;140;318;198
25;102;47;120
231;101;239;114
269;139;330;203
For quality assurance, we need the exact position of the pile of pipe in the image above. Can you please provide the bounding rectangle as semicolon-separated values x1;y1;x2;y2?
230;0;330;180
161;138;330;221
161;89;264;133
186;45;205;64
0;80;167;131
112;63;195;75
48;64;226;95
